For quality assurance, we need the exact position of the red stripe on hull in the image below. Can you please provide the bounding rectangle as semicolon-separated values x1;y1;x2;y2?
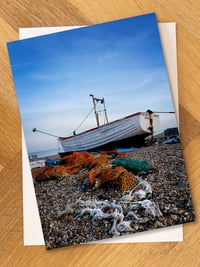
59;112;141;141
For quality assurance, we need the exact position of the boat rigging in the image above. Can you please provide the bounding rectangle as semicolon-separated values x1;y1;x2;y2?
32;128;59;138
90;94;109;127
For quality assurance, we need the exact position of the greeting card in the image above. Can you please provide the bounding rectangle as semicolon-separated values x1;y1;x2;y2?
7;13;194;249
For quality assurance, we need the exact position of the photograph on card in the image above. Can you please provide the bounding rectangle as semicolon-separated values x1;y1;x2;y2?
7;13;195;249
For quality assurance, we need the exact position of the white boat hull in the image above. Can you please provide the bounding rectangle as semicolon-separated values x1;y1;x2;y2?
59;112;159;153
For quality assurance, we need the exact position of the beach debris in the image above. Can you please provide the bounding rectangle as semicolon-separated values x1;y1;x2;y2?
119;177;152;202
32;166;70;181
45;159;60;167
30;160;46;169
56;205;74;219
100;150;127;159
88;165;137;192
31;166;49;182
32;151;140;191
56;191;162;238
126;211;150;224
138;200;163;217
60;151;138;192
116;220;135;232
111;157;151;173
133;189;147;200
60;152;95;172
132;177;153;200
74;199;125;237
80;178;89;192
45;166;70;179
162;138;180;144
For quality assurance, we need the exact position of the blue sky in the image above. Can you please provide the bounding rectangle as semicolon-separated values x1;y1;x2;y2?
7;13;177;153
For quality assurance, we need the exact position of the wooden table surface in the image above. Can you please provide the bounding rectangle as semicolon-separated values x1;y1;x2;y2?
0;1;199;266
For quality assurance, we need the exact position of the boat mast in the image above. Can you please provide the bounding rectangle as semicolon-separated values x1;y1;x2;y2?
90;94;109;127
90;94;100;127
102;97;109;124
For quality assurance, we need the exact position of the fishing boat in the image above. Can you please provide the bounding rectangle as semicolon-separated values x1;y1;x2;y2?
33;95;160;154
59;112;159;153
58;95;159;153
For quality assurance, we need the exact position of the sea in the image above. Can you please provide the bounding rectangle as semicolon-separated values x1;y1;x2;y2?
28;147;64;158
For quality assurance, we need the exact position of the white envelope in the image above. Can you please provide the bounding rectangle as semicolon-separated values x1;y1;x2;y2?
21;23;182;245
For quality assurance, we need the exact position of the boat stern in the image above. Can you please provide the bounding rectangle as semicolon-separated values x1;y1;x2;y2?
139;112;159;134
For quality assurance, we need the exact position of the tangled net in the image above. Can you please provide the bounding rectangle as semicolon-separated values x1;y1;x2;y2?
32;151;144;192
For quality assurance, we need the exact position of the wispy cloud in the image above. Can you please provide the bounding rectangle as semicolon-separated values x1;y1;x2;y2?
97;52;119;62
29;72;60;81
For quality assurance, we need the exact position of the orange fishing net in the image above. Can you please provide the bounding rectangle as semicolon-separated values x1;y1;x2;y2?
45;166;69;179
90;165;137;192
32;166;69;181
100;150;128;159
32;151;137;191
32;166;49;181
61;152;94;166
90;153;110;167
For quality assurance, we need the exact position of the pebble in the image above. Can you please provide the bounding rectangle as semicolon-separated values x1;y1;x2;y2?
34;143;195;250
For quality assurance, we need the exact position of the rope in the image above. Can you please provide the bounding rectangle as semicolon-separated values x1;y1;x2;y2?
68;97;109;136
68;107;95;135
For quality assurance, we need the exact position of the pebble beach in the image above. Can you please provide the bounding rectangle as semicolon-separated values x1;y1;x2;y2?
33;143;195;249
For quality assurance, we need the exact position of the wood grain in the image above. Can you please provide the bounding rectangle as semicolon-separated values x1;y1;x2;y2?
0;1;199;266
